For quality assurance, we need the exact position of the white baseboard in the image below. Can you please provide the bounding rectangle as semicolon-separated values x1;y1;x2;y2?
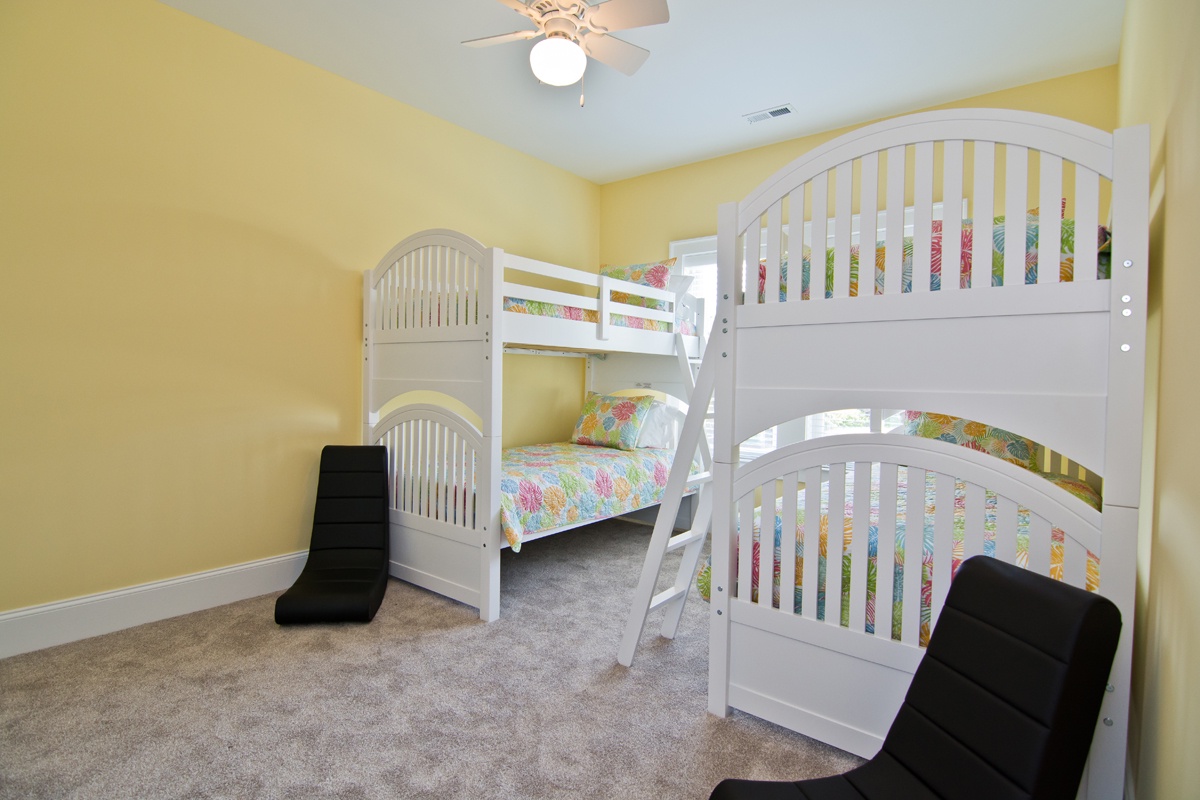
0;551;308;660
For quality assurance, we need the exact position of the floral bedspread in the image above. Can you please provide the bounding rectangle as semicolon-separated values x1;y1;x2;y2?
757;214;1112;301
499;443;674;551
697;467;1101;647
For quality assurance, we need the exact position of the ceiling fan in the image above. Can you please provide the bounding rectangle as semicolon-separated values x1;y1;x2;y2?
463;0;670;87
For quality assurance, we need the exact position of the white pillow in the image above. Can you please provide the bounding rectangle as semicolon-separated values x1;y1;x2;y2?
636;401;683;449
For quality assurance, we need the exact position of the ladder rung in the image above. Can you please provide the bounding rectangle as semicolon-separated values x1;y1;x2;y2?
686;471;712;486
666;528;705;553
648;585;687;612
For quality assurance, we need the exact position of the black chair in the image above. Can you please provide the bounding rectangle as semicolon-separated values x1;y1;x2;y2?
710;556;1122;800
275;445;389;624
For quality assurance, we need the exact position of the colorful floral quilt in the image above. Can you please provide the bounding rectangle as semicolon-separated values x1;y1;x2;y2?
697;467;1101;646
499;443;674;551
756;214;1112;301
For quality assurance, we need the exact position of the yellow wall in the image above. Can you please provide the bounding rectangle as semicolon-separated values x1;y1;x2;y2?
1119;0;1200;794
0;0;597;610
599;67;1118;265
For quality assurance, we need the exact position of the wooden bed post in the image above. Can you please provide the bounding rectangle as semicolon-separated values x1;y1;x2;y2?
361;269;374;445
1090;123;1150;797
708;201;741;716
479;247;505;622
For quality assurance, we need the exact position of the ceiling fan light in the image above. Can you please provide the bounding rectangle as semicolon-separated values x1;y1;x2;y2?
529;36;586;86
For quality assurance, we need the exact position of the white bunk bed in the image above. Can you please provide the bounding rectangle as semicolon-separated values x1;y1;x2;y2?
362;229;704;621
699;110;1148;799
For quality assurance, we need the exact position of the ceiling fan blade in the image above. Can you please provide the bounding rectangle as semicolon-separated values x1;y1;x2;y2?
579;32;650;76
462;29;541;47
586;0;669;33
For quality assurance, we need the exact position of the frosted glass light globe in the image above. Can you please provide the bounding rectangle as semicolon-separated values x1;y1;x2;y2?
529;37;586;86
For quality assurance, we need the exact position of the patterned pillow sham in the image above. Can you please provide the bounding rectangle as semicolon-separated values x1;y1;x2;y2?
599;258;677;289
601;258;678;313
900;410;1039;471
570;393;656;451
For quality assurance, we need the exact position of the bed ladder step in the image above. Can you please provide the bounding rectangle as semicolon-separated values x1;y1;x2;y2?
666;528;706;553
648;585;688;613
618;336;716;667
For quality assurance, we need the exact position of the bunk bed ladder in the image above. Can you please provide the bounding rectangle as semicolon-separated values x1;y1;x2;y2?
617;336;716;667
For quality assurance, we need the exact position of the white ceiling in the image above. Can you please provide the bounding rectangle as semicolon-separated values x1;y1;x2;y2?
159;0;1126;184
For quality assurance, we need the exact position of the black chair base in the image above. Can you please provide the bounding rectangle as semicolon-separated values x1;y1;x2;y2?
275;446;389;625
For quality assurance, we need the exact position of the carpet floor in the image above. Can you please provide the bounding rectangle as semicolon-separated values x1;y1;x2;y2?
0;519;860;799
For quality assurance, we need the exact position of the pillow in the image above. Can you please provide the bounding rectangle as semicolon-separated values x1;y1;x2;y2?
599;258;677;289
635;400;682;450
571;393;656;450
602;259;679;313
900;410;1039;471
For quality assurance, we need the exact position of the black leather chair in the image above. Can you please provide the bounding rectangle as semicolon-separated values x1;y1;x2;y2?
275;445;390;624
710;556;1122;800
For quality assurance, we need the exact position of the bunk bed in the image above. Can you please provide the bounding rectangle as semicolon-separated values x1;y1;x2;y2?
693;110;1148;799
362;229;704;621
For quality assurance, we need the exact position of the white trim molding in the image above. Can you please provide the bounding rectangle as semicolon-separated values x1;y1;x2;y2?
0;552;307;660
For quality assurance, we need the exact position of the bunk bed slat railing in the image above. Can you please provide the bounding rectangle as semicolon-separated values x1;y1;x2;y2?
875;462;898;639
1040;154;1065;284
788;186;806;300
848;461;872;629
729;443;1104;647
742;132;1113;304
1075;165;1102;282
779;471;799;614
859;152;880;295
371;405;484;534
1004;144;1030;288
825;463;846;626
371;245;486;340
884;146;906;296
899;467;923;647
758;479;777;609
941;140;965;291
833;163;853;298
801;465;821;620
809;172;829;301
929;471;955;631
911;142;935;293
764;203;783;303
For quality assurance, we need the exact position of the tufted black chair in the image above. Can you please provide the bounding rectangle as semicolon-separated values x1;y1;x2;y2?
275;445;390;624
710;556;1122;800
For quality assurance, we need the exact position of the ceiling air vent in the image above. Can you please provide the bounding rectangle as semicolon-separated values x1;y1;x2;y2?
744;104;796;124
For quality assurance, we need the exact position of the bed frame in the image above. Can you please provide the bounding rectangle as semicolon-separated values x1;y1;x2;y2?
362;229;703;621
704;110;1148;798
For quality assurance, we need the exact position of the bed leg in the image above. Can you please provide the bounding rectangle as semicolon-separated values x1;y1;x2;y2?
479;537;501;622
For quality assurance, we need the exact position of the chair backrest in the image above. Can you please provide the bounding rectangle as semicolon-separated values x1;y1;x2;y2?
880;556;1121;799
310;445;388;553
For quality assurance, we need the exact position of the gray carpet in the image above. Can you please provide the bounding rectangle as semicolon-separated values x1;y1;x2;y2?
0;519;860;799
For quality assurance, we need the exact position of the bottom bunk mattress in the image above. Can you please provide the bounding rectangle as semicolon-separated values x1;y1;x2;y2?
697;466;1102;646
500;443;675;550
